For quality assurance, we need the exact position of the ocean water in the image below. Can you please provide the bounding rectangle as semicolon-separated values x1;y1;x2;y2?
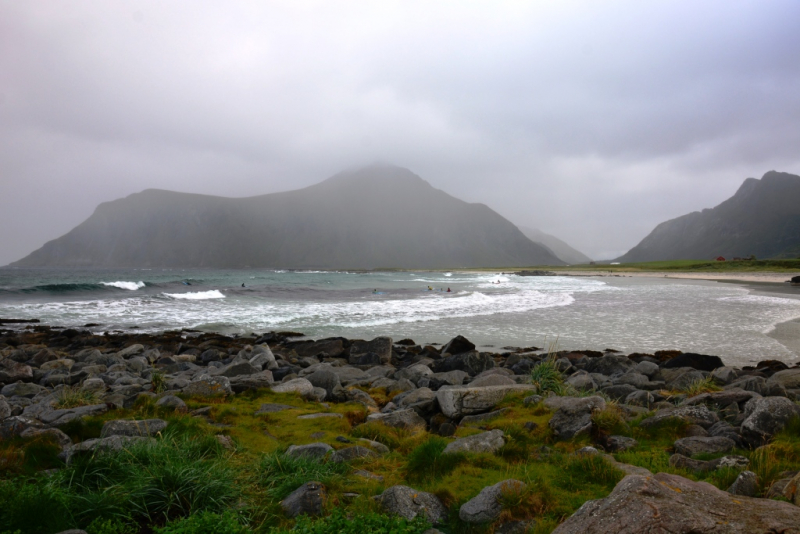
1;268;799;367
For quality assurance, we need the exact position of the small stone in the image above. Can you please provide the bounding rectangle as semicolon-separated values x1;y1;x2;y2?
297;412;343;419
286;442;333;460
379;485;448;525
100;419;168;438
330;445;379;463
281;481;326;518
459;479;526;524
155;395;187;413
727;470;758;496
443;429;505;455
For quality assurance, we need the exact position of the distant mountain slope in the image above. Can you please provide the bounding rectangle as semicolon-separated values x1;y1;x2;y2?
9;165;564;269
518;226;592;265
616;171;800;262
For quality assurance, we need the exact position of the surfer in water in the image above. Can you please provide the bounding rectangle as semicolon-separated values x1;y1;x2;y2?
447;287;451;292
241;283;246;288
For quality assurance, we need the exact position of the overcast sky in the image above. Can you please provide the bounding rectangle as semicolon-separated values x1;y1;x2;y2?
2;0;799;265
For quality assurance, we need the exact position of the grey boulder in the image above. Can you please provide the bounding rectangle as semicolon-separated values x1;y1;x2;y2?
436;384;537;418
183;376;232;396
546;396;606;441
443;429;505;455
552;472;800;533
459;479;526;524
101;419;168;438
741;396;800;446
281;481;326;518
271;378;314;396
367;408;426;430
639;405;719;429
727;470;758;497
379;485;448;525
673;436;735;457
286;442;333;460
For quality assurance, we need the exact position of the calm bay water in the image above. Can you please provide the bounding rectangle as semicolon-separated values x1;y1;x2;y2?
1;268;799;367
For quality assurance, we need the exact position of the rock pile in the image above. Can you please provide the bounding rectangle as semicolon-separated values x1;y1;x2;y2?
2;325;800;531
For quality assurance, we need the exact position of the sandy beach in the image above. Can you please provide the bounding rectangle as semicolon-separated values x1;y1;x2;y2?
554;270;798;285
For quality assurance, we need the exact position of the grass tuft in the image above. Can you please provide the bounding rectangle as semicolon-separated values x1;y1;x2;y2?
529;358;568;396
54;386;101;410
681;377;722;397
256;452;348;500
405;436;466;481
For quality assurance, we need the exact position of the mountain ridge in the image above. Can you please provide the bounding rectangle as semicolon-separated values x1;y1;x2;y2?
518;226;592;265
9;165;565;269
616;170;800;262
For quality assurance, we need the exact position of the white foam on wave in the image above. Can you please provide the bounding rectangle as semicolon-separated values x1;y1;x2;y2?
101;281;145;291
444;272;452;277
163;290;226;300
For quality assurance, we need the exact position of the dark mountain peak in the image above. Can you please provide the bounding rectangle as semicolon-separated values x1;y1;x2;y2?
732;177;760;199
9;166;564;269
310;164;435;195
617;170;800;262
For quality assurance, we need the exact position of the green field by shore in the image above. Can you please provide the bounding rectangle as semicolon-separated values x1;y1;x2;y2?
426;259;800;273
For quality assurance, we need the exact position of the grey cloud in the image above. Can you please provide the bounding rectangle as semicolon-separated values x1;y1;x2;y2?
1;0;799;265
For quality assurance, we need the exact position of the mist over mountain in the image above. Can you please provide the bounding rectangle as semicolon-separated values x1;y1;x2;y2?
8;165;564;269
616;171;800;262
518;227;592;265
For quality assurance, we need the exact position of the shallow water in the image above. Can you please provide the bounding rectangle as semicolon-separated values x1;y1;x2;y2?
1;268;799;366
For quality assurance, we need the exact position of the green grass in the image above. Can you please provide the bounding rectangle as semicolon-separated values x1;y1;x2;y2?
54;386;102;409
405;436;466;481
541;258;800;272
268;507;430;534
256;452;349;500
4;381;798;534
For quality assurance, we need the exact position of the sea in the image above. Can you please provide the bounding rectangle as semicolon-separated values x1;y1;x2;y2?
1;268;799;367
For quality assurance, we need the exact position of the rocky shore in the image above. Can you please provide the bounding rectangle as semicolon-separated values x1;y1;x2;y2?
2;324;800;533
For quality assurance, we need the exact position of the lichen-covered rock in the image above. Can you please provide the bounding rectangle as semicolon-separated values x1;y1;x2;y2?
330;445;379;463
436;384;537;418
39;403;109;427
183;376;232;396
727;470;758;497
367;408;426;430
271;378;314;396
459;479;526;524
286;442;333;460
19;426;72;449
546;396;606;440
606;436;638;452
0;415;43;439
281;481;326;518
349;337;393;366
155;395;188;413
0;395;10;419
639;405;719;429
63;435;154;464
741;396;800;447
379;485;448;525
552;473;800;533
1;381;47;398
673;436;735;457
101;419;168;438
435;351;494;376
443;429;505;455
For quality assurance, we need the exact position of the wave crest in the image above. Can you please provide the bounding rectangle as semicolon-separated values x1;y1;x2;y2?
101;281;145;291
164;290;226;300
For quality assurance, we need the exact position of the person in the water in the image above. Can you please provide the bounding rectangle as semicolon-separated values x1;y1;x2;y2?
241;283;246;288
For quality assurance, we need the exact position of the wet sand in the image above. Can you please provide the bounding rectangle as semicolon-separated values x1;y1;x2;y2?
572;271;800;361
554;270;797;285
